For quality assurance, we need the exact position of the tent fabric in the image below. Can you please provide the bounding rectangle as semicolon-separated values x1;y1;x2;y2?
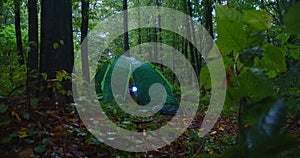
95;56;179;115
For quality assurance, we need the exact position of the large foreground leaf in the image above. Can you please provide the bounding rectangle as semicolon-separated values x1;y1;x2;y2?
247;98;285;144
239;69;273;101
260;44;286;72
283;3;300;37
246;99;298;157
215;5;242;22
216;20;247;55
216;5;247;55
243;10;272;31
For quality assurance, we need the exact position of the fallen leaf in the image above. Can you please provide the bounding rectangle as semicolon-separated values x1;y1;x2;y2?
210;131;217;135
218;126;225;131
18;131;28;138
12;111;21;121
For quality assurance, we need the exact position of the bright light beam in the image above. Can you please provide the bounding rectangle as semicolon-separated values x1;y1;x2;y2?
132;86;138;92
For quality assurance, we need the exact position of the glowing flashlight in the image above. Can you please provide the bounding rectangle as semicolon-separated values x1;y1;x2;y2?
132;86;138;92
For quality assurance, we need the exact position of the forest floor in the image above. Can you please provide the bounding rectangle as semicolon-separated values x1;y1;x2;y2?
0;96;299;158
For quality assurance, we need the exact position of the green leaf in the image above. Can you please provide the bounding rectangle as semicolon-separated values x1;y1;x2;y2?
42;137;53;144
216;5;243;22
223;56;235;67
239;69;273;101
216;5;247;54
53;43;59;49
283;3;300;37
225;87;244;107
245;32;265;47
59;40;64;45
24;139;35;144
243;10;272;31
246;99;298;157
22;112;30;120
247;99;285;146
34;145;46;154
216;20;247;54
41;73;47;80
9;132;20;138
56;73;63;82
56;70;71;82
290;49;300;60
30;98;39;108
276;33;290;43
0;104;8;113
260;44;286;72
262;100;285;133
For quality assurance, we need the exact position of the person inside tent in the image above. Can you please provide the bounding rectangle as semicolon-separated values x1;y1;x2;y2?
128;76;141;105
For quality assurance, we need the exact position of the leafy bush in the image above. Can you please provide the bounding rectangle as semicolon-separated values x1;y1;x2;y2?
198;3;300;157
0;24;27;96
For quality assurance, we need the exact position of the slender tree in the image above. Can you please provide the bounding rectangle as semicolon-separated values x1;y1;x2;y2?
14;0;24;65
123;0;129;54
187;0;199;76
81;0;90;82
204;0;213;37
40;0;74;103
155;0;162;44
137;0;142;54
28;0;38;71
155;0;163;68
27;0;39;100
191;0;202;75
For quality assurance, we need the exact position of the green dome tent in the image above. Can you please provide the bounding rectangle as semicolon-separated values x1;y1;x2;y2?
95;56;179;115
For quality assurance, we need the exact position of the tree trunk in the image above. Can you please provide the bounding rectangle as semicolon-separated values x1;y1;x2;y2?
187;0;199;76
137;0;142;54
156;0;162;44
81;0;90;82
204;0;213;37
28;0;38;71
27;0;39;100
14;0;24;65
123;0;130;55
40;0;74;103
155;0;163;69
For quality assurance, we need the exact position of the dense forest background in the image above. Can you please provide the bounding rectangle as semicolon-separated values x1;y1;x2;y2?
0;0;299;157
